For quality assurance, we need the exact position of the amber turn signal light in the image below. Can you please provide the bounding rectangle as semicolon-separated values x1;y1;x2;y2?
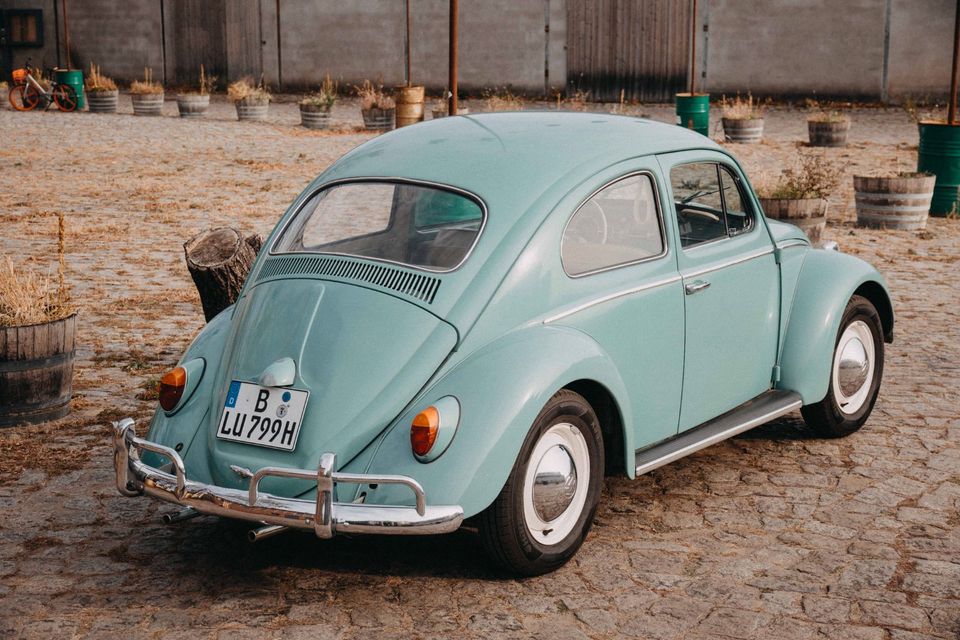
410;406;440;457
158;366;187;412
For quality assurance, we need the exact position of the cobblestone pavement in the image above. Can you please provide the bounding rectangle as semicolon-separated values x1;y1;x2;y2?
0;98;958;639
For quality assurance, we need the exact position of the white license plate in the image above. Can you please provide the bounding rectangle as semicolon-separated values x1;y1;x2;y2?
216;381;309;451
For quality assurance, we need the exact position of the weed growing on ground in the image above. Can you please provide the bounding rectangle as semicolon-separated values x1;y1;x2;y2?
484;87;523;112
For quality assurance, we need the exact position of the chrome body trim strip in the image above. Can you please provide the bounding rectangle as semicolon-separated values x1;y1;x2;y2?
634;390;802;476
543;274;683;324
776;239;809;250
680;247;775;279
112;419;464;537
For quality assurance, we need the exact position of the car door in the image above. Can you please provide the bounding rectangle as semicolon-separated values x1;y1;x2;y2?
659;151;779;432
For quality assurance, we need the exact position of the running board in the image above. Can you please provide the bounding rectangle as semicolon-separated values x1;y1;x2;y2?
634;389;802;476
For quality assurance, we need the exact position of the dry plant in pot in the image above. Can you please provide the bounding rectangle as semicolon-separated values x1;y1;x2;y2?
0;81;8;110
484;87;523;112
431;93;469;119
756;153;840;244
807;103;851;147
853;170;935;230
300;74;337;130
229;76;271;122
720;93;764;144
130;67;164;116
356;80;395;131
177;65;216;118
85;63;118;113
0;214;77;426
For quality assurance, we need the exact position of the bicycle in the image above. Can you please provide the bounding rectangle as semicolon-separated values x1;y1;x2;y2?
8;59;78;112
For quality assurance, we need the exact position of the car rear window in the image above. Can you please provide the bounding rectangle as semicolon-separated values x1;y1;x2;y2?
272;181;485;271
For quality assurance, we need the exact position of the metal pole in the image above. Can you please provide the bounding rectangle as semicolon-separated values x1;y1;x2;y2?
405;0;411;87
449;0;458;114
62;0;71;69
689;0;697;95
949;0;960;125
275;0;283;89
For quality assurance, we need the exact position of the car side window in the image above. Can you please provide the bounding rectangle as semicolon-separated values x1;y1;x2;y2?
562;173;664;276
671;162;752;247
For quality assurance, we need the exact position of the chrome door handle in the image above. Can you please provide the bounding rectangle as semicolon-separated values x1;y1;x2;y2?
684;280;711;295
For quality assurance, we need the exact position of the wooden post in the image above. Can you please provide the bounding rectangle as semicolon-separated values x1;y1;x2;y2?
62;0;71;70
405;0;412;87
950;0;960;125
448;0;458;114
689;0;697;95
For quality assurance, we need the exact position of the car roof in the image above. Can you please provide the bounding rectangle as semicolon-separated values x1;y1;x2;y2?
317;112;721;225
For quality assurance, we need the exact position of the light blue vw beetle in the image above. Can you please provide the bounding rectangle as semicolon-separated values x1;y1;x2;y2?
112;113;893;575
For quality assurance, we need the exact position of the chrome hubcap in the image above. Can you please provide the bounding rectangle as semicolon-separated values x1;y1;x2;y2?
522;423;590;546
832;320;876;415
532;444;578;522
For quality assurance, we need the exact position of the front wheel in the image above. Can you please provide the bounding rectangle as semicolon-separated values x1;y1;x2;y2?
801;295;884;438
478;390;604;576
52;84;78;112
8;83;40;111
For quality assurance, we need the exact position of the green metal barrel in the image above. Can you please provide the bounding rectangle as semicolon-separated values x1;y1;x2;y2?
54;69;85;110
917;121;960;216
676;93;710;137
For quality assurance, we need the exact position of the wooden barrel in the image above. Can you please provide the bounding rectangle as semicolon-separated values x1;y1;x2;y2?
236;100;269;122
395;85;425;127
300;105;332;129
177;94;209;118
0;314;76;427
853;174;935;230
758;197;827;244
362;107;395;131
722;117;764;144
808;120;850;147
87;89;118;113
131;92;164;116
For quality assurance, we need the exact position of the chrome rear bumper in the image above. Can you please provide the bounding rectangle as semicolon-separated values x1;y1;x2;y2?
111;418;464;537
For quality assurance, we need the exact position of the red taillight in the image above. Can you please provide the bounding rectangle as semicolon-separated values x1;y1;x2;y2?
410;406;440;456
158;366;187;412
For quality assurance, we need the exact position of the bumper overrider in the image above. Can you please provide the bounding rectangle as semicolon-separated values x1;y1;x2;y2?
111;418;464;537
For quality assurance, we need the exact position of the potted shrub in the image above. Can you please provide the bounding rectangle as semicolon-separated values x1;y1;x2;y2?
130;68;164;116
85;63;118;113
808;110;851;147
299;74;337;130
430;95;469;119
853;172;936;230
0;214;76;426
357;80;395;131
177;64;216;118
228;76;271;122
720;93;764;143
757;153;840;244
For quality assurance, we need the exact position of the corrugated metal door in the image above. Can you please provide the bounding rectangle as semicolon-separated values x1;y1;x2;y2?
567;0;691;102
164;0;227;86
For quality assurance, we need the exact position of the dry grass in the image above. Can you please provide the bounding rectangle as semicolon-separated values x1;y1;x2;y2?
808;110;850;124
484;87;524;112
756;152;840;199
130;67;163;95
356;80;394;110
720;93;763;120
228;76;271;104
300;74;338;110
0;213;73;328
84;63;117;93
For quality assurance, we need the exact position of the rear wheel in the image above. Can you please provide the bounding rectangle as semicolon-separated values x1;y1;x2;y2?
52;84;78;112
478;390;603;576
801;295;884;438
8;83;40;111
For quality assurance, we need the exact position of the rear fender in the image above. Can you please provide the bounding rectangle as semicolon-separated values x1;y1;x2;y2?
345;324;632;518
778;250;893;405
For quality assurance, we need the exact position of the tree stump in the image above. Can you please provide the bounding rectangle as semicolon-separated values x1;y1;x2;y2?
184;228;263;322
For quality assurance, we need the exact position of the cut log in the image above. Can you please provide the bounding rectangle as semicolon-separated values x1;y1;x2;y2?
184;227;263;322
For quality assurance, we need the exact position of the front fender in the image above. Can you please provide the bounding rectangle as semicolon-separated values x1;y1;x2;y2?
345;324;632;518
778;249;893;405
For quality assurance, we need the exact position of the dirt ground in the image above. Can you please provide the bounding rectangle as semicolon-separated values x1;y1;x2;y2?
0;95;958;639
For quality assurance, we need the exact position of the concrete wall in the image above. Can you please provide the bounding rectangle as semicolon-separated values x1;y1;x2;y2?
65;0;164;83
703;0;954;100
276;0;565;93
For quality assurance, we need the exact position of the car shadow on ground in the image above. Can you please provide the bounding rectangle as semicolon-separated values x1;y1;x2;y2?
734;413;817;440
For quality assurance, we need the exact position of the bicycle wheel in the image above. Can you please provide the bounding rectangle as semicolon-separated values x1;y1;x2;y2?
8;83;40;111
52;84;78;112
